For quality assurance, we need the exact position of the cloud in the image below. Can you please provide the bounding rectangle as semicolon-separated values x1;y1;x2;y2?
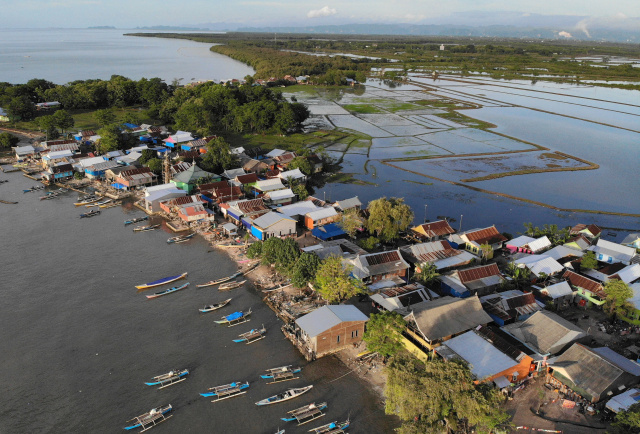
307;6;337;18
558;31;572;38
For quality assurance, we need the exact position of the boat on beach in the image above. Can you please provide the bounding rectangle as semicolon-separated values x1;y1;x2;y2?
196;271;242;288
133;224;160;232
215;308;251;327
308;419;350;434
79;209;101;218
218;280;246;291
74;196;101;206
125;216;149;225
145;282;189;299
167;233;195;244
86;198;112;207
135;272;188;290
199;298;232;313
233;325;267;344
200;381;249;401
281;402;327;425
124;404;172;432
261;365;302;384
145;369;189;389
255;385;313;406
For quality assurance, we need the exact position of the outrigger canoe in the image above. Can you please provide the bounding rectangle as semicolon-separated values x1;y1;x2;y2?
215;309;251;327
261;365;302;383
233;325;266;344
309;419;351;434
136;272;188;290
133;224;160;232
145;369;189;389
79;209;101;218
218;280;246;291
281;402;327;424
145;283;189;299
199;298;232;313
196;272;242;288
125;216;149;225
124;404;172;432
167;233;195;244
255;385;313;406
200;381;250;401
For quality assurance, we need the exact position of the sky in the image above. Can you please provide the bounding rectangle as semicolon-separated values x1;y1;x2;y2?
2;0;639;29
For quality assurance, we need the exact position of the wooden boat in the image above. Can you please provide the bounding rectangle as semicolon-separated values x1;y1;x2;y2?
23;185;44;193
262;283;293;293
196;272;242;288
215;308;251;327
74;196;102;206
308;419;350;434
124;404;172;432
146;282;189;299
167;233;195;244
86;198;112;207
145;369;189;389
262;365;302;384
99;202;120;209
200;381;249;402
219;280;246;291
125;216;149;225
282;402;327;425
233;325;267;344
133;224;161;232
255;385;313;406
199;298;232;313
136;272;188;290
275;429;285;434
241;261;260;275
79;209;101;218
40;192;59;200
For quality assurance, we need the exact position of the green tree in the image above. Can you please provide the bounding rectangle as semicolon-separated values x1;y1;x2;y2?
339;208;364;239
505;262;531;289
7;96;36;121
246;241;263;259
610;402;640;434
146;158;163;175
73;172;84;180
603;279;633;319
0;132;20;149
36;115;60;140
201;136;235;173
287;156;313;176
93;108;116;127
52;109;74;134
581;251;598;270
96;124;123;153
363;311;406;357
260;237;300;274
414;263;440;286
292;182;309;200
290;252;321;288
366;197;414;242
314;256;366;303
385;355;509;434
138;149;156;165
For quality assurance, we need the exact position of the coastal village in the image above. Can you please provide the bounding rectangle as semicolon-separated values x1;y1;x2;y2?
3;113;640;433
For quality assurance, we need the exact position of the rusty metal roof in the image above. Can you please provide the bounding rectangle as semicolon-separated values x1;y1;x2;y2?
413;220;456;238
458;263;501;284
463;226;507;245
563;270;604;298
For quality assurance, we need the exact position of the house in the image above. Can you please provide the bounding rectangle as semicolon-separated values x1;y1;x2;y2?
610;264;640;285
41;149;74;167
266;148;287;158
181;135;215;152
171;164;220;194
448;226;507;258
411;220;456;241
13;145;36;162
348;250;410;284
304;207;340;229
605;388;640;413
564;234;592;251
255;178;286;194
233;173;259;189
0;107;9;122
545;245;585;265
621;234;640;250
512;255;565;279
400;240;475;272
589;239;636;265
370;282;439;313
273;151;297;169
223;168;246;180
563;270;605;307
300;238;367;260
277;168;306;184
243;158;270;174
533;281;575;309
548;344;640;403
107;167;156;190
502;310;588;358
403;296;493;350
222;198;269;226
84;160;119;179
275;201;320;223
202;186;243;204
506;236;552;254
143;184;186;213
159;195;205;214
177;203;210;222
264;188;296;206
288;305;368;361
436;326;535;387
250;212;297;240
73;130;96;142
311;223;347;241
440;263;505;298
333;196;362;213
570;224;602;241
42;139;77;150
583;262;638;284
42;163;74;183
480;290;541;326
163;131;195;148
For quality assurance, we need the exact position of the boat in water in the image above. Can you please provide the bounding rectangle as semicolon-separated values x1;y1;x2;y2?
125;216;149;225
23;185;44;193
74;196;101;206
309;419;350;434
196;271;242;288
79;209;101;218
261;365;302;384
281;402;327;425
255;385;313;406
218;280;246;291
200;381;249;402
145;369;189;389
167;233;195;244
199;298;232;313
133;224;161;232
86;198;112;207
145;282;189;299
233;325;267;344
215;308;251;327
135;272;188;290
124;404;172;432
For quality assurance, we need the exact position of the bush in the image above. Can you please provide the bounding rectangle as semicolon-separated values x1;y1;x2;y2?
358;236;379;251
246;242;263;259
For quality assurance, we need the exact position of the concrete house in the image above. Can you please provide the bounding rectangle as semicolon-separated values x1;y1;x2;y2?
570;224;602;241
440;263;505;298
411;220;456;242
448;226;507;259
533;281;575;310
143;183;186;213
512;255;565;279
304;207;340;230
621;233;640;250
506;236;552;254
349;250;410;284
250;211;297;240
171;164;220;194
589;239;636;265
563;270;605;307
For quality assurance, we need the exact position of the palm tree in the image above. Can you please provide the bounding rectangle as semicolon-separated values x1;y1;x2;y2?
414;263;441;287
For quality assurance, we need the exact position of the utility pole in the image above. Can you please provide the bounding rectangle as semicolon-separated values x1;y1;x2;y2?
423;204;428;223
459;214;463;232
163;151;171;185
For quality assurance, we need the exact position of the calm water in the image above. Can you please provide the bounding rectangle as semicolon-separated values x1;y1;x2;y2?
0;29;254;84
0;173;394;433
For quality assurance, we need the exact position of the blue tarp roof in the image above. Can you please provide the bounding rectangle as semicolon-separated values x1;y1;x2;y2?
111;183;126;190
312;223;346;241
123;123;139;129
226;311;242;321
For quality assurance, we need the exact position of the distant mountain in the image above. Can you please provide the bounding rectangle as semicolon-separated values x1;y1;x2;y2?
88;26;116;29
135;25;210;31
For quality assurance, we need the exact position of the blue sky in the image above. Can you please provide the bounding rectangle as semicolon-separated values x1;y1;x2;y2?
3;0;639;29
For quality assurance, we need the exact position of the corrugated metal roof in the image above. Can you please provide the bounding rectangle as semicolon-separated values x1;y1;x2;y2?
276;201;319;217
592;347;640;376
433;251;476;270
507;235;536;248
266;188;295;201
563;270;604;297
606;388;640;413
458;263;501;284
611;264;640;284
505;310;586;355
542;281;574;299
334;196;362;212
462;226;507;245
412;220;456;238
306;207;338;221
252;211;295;229
255;178;286;192
236;173;258;184
278;168;306;180
590;239;636;263
295;305;368;337
546;246;585;261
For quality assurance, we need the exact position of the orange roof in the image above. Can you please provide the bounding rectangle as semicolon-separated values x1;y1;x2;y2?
413;220;456;238
563;270;604;298
464;226;507;245
458;263;501;284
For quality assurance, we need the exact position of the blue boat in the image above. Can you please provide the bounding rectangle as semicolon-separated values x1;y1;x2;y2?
200;381;249;401
233;325;266;344
135;272;188;290
214;308;252;327
124;404;172;431
261;365;302;383
281;402;327;424
144;369;189;389
146;283;189;299
124;216;149;225
309;419;350;433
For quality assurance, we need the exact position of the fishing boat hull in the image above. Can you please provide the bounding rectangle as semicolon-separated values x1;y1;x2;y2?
255;385;313;406
133;224;160;232
136;272;188;290
146;283;190;299
218;280;246;291
125;216;149;225
196;272;242;288
199;298;232;313
124;405;172;431
200;382;249;397
261;368;302;379
145;369;189;387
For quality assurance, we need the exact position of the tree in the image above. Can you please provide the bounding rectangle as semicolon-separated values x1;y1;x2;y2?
36;115;59;140
288;156;313;176
292;182;309;200
0;132;19;149
366;197;414;242
610;402;640;434
363;311;406;357
290;252;321;288
52;109;74;134
505;262;531;289
7;96;36;121
138;149;156;165
96;124;123;154
414;263;440;286
603;279;633;320
201;136;235;174
246;241;263;259
581;251;598;270
146;158;163;175
339;208;363;239
259;237;300;274
314;256;366;303
385;355;509;434
93;108;116;126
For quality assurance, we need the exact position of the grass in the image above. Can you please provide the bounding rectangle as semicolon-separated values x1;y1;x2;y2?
385;102;422;113
413;99;477;109
342;104;384;114
10;107;152;133
436;112;496;129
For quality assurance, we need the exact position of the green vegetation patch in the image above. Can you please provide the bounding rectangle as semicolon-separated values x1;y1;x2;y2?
384;102;423;113
342;104;384;114
413;99;477;109
437;112;495;129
